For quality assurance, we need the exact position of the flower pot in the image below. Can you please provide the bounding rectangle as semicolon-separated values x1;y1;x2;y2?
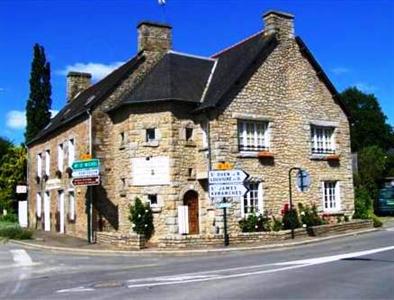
326;154;340;161
257;151;274;158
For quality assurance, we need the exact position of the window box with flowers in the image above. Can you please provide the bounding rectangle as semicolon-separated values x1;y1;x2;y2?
257;150;274;159
326;154;340;161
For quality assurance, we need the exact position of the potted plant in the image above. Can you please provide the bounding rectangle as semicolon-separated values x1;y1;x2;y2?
326;154;340;161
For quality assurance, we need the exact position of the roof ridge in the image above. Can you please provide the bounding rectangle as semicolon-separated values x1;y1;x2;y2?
211;30;265;58
167;50;215;61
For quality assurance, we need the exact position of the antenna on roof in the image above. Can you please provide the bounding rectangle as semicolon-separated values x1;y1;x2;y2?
158;0;167;23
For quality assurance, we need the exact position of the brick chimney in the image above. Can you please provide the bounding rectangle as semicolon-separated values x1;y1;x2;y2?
263;10;295;39
67;71;92;102
137;21;172;53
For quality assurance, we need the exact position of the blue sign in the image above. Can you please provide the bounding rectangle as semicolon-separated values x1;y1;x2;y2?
296;169;311;192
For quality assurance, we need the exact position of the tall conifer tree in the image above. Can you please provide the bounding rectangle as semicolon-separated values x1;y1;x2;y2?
25;44;52;143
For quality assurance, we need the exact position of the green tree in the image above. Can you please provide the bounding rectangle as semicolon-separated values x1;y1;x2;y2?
128;197;154;240
0;146;27;212
25;43;52;143
340;87;394;152
0;137;12;162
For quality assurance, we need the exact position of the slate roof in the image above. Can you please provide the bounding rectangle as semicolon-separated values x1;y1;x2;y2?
28;28;350;145
27;55;144;145
201;32;277;109
121;52;215;104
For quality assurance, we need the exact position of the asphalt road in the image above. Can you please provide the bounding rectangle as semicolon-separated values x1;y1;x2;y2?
0;227;393;300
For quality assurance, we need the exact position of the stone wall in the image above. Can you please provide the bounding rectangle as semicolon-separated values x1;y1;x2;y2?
27;119;90;239
307;220;373;237
158;228;307;248
96;231;145;249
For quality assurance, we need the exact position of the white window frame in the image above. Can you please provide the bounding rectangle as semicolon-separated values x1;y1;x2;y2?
147;194;158;207
311;126;335;154
37;153;42;177
238;120;270;152
242;182;263;217
57;143;64;171
146;128;156;142
322;181;341;212
68;191;75;221
36;192;42;218
45;149;50;176
68;138;75;167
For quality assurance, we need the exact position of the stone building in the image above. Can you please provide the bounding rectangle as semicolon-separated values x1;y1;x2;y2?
27;10;354;245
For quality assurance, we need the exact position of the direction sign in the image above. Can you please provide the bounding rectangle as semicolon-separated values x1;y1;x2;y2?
72;176;100;187
296;169;311;192
209;170;249;185
216;202;232;209
72;169;100;178
72;159;100;170
209;184;248;198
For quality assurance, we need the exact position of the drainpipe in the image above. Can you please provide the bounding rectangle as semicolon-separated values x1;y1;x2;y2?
86;109;93;243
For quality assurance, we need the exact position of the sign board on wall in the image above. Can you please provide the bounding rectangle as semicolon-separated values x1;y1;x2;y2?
132;156;170;186
45;179;62;190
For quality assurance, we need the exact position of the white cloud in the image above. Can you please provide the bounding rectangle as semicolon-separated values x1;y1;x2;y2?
6;110;26;130
331;67;350;75
57;61;124;81
354;82;377;93
6;109;59;130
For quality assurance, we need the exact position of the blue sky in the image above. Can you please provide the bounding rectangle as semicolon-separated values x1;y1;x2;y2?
1;0;393;144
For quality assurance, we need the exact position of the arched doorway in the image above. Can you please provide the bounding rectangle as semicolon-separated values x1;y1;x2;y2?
183;190;199;235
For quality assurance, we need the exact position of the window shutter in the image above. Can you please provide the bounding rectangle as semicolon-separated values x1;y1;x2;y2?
36;193;42;218
335;181;341;211
258;182;264;213
321;181;326;211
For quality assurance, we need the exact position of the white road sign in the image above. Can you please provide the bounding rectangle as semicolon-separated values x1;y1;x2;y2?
209;170;249;185
209;184;248;198
72;169;100;178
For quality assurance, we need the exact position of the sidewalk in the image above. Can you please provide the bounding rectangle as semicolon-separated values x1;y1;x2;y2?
8;227;381;256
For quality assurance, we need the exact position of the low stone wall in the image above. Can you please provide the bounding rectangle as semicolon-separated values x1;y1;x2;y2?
158;228;307;248
96;232;145;249
307;219;373;237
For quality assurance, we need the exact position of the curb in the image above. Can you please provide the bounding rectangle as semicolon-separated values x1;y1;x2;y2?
9;228;379;256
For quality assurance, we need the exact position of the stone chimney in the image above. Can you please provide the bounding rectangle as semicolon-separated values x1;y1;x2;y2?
137;21;172;53
263;10;295;39
67;71;92;102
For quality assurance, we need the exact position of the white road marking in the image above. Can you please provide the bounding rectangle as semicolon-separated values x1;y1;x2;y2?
57;287;95;293
10;249;34;267
127;245;394;289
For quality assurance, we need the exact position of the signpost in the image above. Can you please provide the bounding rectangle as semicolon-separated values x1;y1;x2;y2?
71;157;101;244
208;168;249;246
296;169;311;192
288;167;311;239
71;159;100;187
209;184;248;198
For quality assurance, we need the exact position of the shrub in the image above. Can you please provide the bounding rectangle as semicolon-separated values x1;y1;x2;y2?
298;203;324;227
271;216;282;232
0;213;18;223
239;214;271;232
344;215;350;222
371;215;383;228
0;223;32;240
282;204;301;230
128;197;154;240
353;187;373;219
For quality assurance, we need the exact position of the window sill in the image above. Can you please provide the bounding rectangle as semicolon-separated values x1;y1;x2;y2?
237;151;259;158
151;206;162;213
310;154;329;160
185;140;197;147
142;141;159;147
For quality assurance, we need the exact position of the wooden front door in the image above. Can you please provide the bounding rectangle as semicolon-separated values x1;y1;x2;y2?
184;191;199;235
